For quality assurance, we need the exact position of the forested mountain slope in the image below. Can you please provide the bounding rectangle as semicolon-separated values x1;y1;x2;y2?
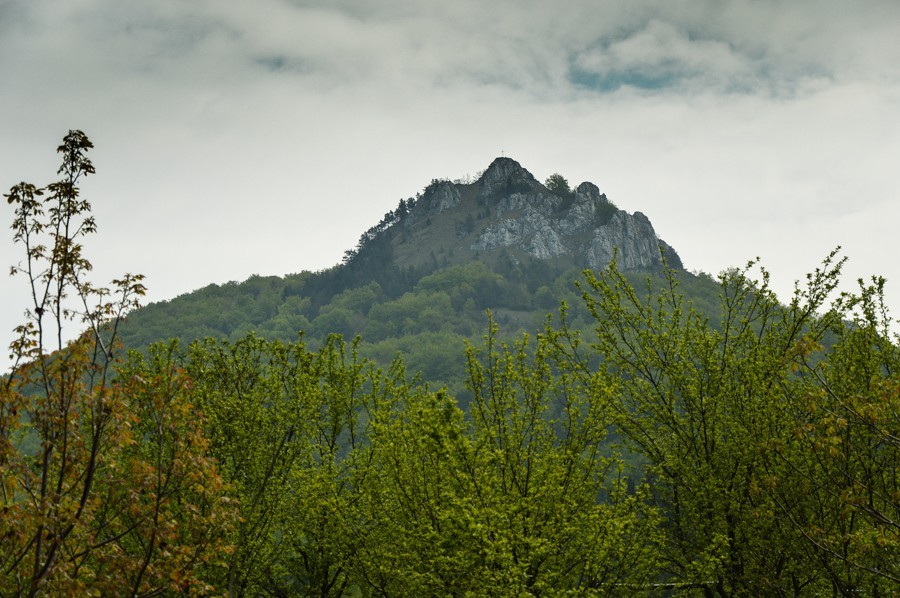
119;157;700;387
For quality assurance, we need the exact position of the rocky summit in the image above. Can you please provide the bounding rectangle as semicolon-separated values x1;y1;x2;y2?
389;157;682;272
117;156;687;353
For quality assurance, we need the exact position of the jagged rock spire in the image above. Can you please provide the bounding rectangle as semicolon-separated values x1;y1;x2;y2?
477;157;542;200
393;156;683;273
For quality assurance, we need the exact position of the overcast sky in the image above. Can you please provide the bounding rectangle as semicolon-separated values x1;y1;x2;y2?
2;0;899;369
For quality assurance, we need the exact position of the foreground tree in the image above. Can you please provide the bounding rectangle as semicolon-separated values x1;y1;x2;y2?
770;275;900;593
358;320;662;595
1;131;232;595
175;333;376;596
556;253;900;595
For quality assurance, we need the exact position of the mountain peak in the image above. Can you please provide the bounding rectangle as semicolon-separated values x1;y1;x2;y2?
477;157;542;199
384;157;683;273
119;156;685;352
481;156;529;178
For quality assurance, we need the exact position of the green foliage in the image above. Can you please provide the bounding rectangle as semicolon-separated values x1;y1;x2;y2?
344;321;661;595
119;259;726;399
105;252;900;595
364;291;454;340
552;251;900;594
177;334;375;595
593;196;619;227
768;274;900;593
311;306;359;339
116;321;665;596
362;331;469;394
570;258;827;594
16;133;899;596
545;173;571;197
2;132;231;595
462;321;662;593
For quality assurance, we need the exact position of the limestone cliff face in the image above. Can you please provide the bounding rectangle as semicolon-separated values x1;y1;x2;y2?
477;157;544;199
466;158;681;271
426;182;461;213
390;156;682;273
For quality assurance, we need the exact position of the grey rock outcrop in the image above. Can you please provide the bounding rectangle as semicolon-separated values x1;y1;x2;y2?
391;156;681;273
426;181;461;213
468;158;679;271
478;157;543;200
586;212;661;271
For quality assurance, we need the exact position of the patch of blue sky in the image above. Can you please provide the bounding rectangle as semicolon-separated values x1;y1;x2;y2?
253;54;311;75
256;55;288;71
568;61;778;96
569;66;682;93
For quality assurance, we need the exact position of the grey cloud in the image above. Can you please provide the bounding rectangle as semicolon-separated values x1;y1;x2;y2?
571;19;755;92
6;0;896;101
248;0;900;96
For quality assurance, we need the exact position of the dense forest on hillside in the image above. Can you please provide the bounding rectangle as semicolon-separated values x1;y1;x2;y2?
119;257;722;398
118;153;688;394
3;133;898;595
